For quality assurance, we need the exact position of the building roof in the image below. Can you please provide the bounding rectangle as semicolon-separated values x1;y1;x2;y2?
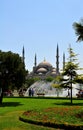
38;60;52;68
37;67;47;73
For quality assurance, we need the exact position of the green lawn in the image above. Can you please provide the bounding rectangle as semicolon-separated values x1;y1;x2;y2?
0;97;83;130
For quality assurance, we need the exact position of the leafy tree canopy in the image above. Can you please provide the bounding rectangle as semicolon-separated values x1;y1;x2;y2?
0;50;27;91
73;19;83;42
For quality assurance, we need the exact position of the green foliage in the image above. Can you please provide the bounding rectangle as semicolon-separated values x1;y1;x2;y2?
45;76;54;82
62;62;78;82
75;75;83;84
61;46;79;87
52;46;80;93
52;75;62;88
52;83;60;88
52;76;63;97
25;78;35;88
33;77;41;82
0;50;26;91
73;19;83;42
54;46;80;103
25;77;40;88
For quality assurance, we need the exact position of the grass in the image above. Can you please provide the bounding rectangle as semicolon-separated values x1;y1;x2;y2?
0;97;83;130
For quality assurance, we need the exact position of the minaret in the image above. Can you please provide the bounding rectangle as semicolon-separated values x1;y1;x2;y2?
56;44;59;75
33;53;37;73
63;52;65;71
22;46;25;67
34;53;37;67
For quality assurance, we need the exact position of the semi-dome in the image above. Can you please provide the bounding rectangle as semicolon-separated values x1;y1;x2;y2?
51;68;56;75
51;71;56;75
37;67;47;73
52;68;56;72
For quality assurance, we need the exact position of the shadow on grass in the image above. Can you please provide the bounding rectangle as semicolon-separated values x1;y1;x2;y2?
53;102;83;106
0;102;23;107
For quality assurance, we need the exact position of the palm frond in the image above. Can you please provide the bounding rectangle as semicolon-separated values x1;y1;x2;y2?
73;20;83;42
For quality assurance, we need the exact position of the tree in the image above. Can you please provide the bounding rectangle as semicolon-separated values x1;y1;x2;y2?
60;45;79;104
73;19;83;42
0;50;26;92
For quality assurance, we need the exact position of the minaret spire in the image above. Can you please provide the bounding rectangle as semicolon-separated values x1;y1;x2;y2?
34;53;37;67
63;52;65;71
22;46;25;67
56;44;59;75
33;53;37;73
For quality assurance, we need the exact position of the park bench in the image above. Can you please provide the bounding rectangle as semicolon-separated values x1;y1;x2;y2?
37;93;45;97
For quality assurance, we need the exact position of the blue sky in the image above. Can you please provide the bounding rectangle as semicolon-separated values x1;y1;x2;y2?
0;0;83;73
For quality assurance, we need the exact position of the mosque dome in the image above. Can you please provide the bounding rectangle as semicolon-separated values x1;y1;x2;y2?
37;67;47;73
51;71;56;75
52;68;56;72
38;60;52;68
51;68;56;75
34;59;53;75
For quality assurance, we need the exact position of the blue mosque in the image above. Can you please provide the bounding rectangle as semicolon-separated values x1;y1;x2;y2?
22;45;65;79
22;45;80;98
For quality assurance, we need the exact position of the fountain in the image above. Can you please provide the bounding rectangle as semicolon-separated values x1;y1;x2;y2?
24;80;80;97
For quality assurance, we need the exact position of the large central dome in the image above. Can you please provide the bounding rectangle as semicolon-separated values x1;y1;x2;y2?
38;60;52;68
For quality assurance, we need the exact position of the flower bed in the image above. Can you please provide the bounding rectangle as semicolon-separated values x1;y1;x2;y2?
19;106;83;130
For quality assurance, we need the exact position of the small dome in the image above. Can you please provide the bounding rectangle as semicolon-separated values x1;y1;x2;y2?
51;71;56;75
37;67;47;73
38;72;43;75
52;68;56;72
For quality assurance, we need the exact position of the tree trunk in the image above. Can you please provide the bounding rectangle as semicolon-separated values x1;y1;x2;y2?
70;75;72;104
